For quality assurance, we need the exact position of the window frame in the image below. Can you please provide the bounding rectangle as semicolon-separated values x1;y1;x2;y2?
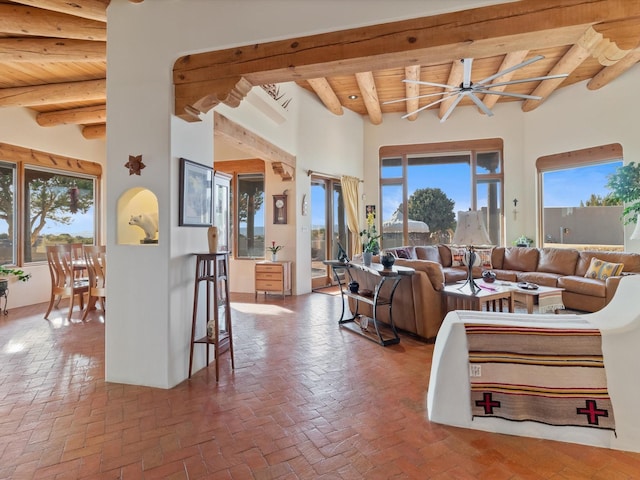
214;159;266;260
536;143;623;249
379;139;504;247
0;142;102;267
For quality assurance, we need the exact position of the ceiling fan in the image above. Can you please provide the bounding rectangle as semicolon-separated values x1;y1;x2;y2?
385;55;569;122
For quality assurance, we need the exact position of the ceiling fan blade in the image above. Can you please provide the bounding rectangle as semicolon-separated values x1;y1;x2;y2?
485;73;569;89
474;89;542;100
402;78;458;90
402;92;459;119
462;58;473;88
468;92;494;117
440;94;465;122
476;54;544;85
382;90;451;105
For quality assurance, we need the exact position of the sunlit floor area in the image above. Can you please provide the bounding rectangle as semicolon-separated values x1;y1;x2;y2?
2;293;640;479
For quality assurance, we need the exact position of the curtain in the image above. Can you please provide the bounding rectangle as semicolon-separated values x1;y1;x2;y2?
341;175;362;253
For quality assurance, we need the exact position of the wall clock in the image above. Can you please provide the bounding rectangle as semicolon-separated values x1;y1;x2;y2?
273;194;287;224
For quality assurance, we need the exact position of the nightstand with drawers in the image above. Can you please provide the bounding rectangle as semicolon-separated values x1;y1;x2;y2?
255;261;292;299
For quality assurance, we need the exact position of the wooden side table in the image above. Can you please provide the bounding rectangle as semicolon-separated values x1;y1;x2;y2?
188;252;234;381
255;261;291;299
324;260;414;346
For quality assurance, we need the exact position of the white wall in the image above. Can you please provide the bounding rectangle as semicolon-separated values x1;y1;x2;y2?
107;0;507;388
0;107;106;309
363;66;640;251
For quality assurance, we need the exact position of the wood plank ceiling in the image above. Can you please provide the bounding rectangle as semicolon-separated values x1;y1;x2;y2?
0;0;639;141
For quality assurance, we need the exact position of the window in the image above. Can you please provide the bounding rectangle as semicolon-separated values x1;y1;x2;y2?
0;143;101;267
537;144;623;250
24;168;96;263
380;139;504;247
236;173;265;257
0;162;16;265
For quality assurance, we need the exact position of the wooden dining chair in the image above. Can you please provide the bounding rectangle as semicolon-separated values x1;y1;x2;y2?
82;245;106;320
44;245;90;320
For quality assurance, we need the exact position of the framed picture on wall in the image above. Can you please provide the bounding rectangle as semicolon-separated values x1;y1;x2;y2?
366;204;376;219
179;157;213;226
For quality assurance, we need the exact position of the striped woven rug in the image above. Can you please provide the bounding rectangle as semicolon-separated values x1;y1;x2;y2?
465;324;616;431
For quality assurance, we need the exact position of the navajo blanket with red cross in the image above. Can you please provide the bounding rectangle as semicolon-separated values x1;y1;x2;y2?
465;324;616;431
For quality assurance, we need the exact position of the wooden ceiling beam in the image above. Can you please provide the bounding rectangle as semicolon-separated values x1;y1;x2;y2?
0;5;106;41
9;0;109;22
588;47;640;90
214;112;295;169
354;71;382;125
0;38;105;62
403;65;420;121
36;105;106;126
0;79;105;108
480;50;529;112
306;78;343;115
521;26;603;113
82;124;105;140
438;59;464;120
173;0;640;120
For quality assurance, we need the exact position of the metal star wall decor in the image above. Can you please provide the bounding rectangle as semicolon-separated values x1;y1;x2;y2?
125;154;146;175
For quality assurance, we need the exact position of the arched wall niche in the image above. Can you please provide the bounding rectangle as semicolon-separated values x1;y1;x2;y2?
117;187;159;245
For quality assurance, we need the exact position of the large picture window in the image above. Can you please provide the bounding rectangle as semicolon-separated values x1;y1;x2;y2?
537;144;623;250
380;139;504;248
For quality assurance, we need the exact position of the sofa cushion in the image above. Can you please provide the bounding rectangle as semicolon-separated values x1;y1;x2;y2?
537;248;579;276
395;258;445;291
443;267;468;284
448;246;467;267
576;250;640;276
415;246;440;262
387;246;416;259
491;247;505;269
492;269;518;282
515;271;561;287
584;257;624;280
503;247;539;272
438;245;453;267
558;275;607;298
475;247;493;269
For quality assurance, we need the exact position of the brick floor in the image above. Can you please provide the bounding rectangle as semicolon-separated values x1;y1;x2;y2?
1;292;639;479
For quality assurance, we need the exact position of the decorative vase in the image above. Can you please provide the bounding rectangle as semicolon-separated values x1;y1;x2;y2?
362;251;373;266
207;226;218;253
207;319;216;340
271;253;277;262
381;252;395;269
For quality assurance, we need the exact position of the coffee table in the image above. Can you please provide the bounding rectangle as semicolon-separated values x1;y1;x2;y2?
442;282;514;313
503;282;565;314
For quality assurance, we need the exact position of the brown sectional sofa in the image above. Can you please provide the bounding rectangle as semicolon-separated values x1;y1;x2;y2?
349;245;640;342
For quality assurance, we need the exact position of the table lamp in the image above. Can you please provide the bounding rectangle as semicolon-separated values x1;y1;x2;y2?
452;210;492;294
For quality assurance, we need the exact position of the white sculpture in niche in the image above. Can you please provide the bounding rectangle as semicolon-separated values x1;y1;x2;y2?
129;212;158;243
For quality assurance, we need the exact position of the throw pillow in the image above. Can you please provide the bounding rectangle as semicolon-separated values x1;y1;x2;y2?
475;247;493;269
448;246;467;267
584;257;624;280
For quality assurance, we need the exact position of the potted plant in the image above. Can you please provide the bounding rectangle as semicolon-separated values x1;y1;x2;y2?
267;241;283;262
359;211;380;266
513;235;533;247
0;265;31;297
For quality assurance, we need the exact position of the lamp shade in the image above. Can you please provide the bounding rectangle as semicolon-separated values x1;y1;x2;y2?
631;213;640;240
452;210;492;246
